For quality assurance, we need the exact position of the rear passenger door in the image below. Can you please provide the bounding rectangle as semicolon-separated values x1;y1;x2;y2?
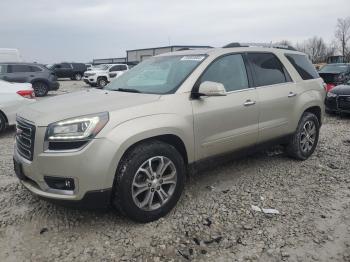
246;52;297;142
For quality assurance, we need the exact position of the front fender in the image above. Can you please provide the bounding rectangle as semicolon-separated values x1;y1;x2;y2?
103;114;194;187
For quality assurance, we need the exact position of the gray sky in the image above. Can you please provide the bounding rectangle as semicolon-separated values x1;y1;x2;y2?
0;0;349;64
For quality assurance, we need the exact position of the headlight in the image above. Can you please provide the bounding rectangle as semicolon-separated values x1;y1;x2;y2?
46;112;109;141
327;92;337;98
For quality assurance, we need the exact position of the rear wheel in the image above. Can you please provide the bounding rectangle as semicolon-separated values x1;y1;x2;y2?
74;73;82;81
112;140;186;223
286;112;320;160
32;82;49;97
97;77;108;88
0;113;6;133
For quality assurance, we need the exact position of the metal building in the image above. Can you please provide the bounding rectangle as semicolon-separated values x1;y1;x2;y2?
126;45;212;65
92;57;127;65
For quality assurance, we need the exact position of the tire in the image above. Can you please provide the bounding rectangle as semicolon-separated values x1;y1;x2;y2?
32;81;49;97
0;113;6;133
97;77;108;88
74;73;82;81
112;140;186;223
286;112;320;160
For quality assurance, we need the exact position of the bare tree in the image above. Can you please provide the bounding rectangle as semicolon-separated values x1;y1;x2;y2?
335;17;350;58
296;37;327;63
275;40;293;47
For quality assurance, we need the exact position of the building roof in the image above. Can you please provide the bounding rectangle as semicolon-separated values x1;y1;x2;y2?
126;45;212;52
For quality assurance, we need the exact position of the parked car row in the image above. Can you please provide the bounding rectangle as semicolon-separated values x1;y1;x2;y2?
47;63;87;81
0;62;59;97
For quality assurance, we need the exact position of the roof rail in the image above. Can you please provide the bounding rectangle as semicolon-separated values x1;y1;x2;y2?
222;42;297;51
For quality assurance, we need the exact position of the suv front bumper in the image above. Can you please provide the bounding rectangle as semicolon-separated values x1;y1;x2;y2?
83;75;98;85
13;129;118;207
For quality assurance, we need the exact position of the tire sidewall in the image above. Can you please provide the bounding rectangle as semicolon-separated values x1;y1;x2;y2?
114;142;186;222
97;78;107;88
294;113;320;159
0;114;6;133
33;82;48;97
74;73;82;81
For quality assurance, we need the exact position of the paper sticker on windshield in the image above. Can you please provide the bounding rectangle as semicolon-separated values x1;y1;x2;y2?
180;56;205;61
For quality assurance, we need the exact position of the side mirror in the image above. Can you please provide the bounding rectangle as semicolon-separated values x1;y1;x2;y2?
197;81;226;97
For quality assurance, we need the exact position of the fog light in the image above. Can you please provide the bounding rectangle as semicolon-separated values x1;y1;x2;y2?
44;176;75;191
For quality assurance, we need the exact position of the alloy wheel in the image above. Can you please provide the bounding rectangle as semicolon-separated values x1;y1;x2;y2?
131;156;177;211
300;120;316;153
34;83;47;96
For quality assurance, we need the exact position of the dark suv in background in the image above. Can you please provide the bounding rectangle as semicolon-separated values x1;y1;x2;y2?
0;63;59;97
318;63;350;91
49;63;87;80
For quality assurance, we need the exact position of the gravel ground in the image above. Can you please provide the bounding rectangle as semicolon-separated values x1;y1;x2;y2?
0;81;350;262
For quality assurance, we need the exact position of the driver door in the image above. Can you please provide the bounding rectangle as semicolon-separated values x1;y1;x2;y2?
191;54;259;160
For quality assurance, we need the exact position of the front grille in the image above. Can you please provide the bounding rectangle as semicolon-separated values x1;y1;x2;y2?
338;95;350;110
16;117;36;161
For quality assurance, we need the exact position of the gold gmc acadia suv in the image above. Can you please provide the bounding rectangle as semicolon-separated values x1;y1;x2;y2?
13;43;325;222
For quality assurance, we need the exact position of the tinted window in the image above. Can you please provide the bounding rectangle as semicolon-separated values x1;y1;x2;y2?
0;64;7;74
10;64;31;73
110;65;127;71
61;63;71;69
30;66;42;72
286;54;319;80
200;54;249;92
247;53;289;86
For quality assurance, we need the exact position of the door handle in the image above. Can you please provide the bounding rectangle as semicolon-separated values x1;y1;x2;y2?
243;100;256;106
288;92;297;98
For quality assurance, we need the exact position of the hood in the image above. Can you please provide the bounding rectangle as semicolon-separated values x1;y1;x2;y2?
329;84;350;95
18;89;161;126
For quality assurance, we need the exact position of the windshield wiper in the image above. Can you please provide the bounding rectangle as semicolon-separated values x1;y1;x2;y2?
115;88;141;93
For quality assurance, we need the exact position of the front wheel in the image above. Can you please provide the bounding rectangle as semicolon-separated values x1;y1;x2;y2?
112;140;186;223
97;77;108;88
286;112;320;160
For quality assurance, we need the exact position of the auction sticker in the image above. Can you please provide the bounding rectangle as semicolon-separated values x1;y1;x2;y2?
180;56;206;61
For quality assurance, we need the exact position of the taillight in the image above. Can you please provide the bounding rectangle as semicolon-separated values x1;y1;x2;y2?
325;83;335;92
17;90;35;99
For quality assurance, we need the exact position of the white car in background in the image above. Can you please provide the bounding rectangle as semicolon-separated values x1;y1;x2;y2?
83;64;129;88
0;80;35;133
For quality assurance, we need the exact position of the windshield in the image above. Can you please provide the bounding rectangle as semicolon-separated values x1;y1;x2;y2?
105;55;206;94
319;64;349;73
93;64;110;70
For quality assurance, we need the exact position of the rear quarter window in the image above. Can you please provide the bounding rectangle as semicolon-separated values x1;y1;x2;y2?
285;54;319;80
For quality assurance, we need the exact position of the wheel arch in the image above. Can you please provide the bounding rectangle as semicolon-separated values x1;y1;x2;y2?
30;78;49;86
0;110;9;124
303;106;322;125
102;114;194;188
